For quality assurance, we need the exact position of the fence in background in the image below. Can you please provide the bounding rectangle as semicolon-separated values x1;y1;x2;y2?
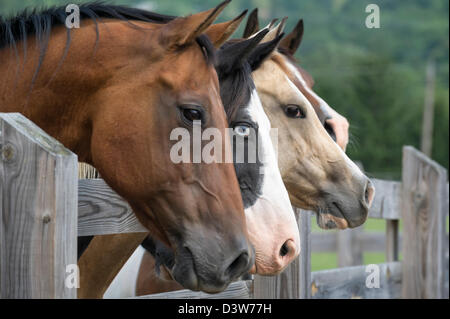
0;113;448;298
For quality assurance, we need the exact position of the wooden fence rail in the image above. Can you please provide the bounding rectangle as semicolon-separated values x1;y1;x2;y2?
76;178;408;237
0;113;448;299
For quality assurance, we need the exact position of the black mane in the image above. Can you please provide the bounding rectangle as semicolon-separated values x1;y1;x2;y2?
216;40;255;122
0;2;176;50
0;2;215;84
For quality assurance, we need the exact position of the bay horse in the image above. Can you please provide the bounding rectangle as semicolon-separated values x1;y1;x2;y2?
245;15;375;230
0;1;255;294
105;24;301;298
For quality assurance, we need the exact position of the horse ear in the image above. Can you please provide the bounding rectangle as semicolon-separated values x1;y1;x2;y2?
261;17;287;43
160;0;230;47
279;19;304;55
246;18;278;39
243;8;260;38
216;28;269;74
248;33;284;71
205;10;248;48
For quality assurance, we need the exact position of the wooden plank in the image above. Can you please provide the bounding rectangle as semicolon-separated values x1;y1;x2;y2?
78;178;146;236
76;178;449;237
445;177;449;309
386;220;399;262
311;232;372;253
337;230;353;267
133;280;253;299
447;183;449;216
361;232;396;252
311;262;402;299
0;113;78;298
78;179;448;239
253;209;311;299
445;252;449;299
311;232;446;254
311;232;337;252
298;209;311;299
369;179;402;220
337;227;363;267
401;146;447;299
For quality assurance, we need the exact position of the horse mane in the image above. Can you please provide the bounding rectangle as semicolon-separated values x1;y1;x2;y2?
277;46;297;63
0;2;215;85
218;39;255;122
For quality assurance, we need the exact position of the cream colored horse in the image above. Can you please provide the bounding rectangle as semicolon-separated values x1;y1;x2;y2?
251;23;375;230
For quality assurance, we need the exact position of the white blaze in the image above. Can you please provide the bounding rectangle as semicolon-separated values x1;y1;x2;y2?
244;90;300;265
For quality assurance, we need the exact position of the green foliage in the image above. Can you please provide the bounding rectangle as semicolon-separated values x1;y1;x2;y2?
1;0;448;176
313;53;426;178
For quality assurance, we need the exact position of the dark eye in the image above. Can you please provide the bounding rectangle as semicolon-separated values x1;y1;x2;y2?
181;107;203;123
285;105;306;119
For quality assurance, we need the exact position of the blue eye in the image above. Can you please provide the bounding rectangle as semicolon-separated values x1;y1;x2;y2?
234;125;251;137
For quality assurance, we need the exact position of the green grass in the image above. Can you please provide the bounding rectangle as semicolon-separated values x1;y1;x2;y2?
363;252;385;265
311;252;338;271
363;219;386;232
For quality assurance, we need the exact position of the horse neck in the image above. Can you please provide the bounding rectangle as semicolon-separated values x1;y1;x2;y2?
0;21;153;163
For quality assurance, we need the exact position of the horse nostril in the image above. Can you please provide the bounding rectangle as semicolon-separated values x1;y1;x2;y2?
364;180;375;207
225;252;249;278
280;242;289;257
280;240;297;258
277;240;298;269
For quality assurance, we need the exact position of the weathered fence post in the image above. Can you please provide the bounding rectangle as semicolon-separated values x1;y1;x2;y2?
337;227;363;267
253;209;311;299
0;113;78;298
298;209;311;299
336;160;364;268
401;146;447;299
385;219;399;262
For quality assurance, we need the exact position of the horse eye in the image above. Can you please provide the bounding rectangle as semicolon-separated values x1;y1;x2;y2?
285;105;306;119
182;108;203;122
233;124;251;137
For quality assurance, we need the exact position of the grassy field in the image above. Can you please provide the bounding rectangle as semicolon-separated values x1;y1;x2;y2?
310;215;449;272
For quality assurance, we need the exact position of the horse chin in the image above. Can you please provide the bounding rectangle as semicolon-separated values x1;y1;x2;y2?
287;192;350;230
316;208;349;230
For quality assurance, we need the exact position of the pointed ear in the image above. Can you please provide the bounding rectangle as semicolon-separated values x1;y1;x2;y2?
243;8;260;38
279;19;304;55
248;33;284;71
160;0;230;48
261;17;287;43
216;28;269;74
205;10;248;48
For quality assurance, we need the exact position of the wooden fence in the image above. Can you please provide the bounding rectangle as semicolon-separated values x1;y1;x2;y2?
0;113;448;299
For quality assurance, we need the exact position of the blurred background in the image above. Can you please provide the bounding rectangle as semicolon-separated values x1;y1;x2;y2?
1;0;448;271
